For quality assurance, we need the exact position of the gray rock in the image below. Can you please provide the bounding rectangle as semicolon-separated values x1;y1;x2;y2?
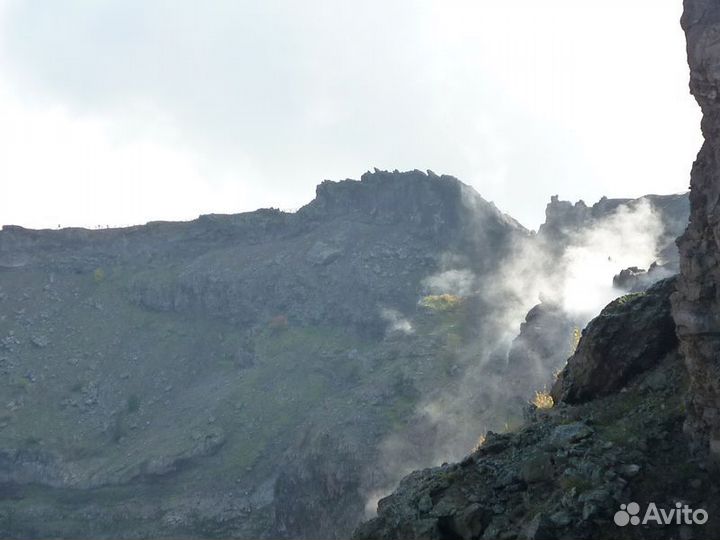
306;241;343;266
582;502;597;521
30;335;49;348
673;0;720;459
578;488;610;504
521;514;554;540
552;278;677;404
417;494;432;514
549;510;572;527
446;504;490;539
548;422;593;447
619;464;640;478
521;453;554;484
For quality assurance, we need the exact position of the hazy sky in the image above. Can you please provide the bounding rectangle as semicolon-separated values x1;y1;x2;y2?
0;0;701;230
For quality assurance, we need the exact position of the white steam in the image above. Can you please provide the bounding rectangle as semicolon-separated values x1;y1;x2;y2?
489;198;665;334
363;197;670;516
379;308;414;335
560;200;663;317
422;268;476;296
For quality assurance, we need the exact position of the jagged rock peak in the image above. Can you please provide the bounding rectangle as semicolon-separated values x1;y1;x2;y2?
539;192;688;240
299;168;526;231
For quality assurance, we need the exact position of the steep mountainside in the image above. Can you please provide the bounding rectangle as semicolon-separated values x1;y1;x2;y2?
0;168;689;539
0;170;530;539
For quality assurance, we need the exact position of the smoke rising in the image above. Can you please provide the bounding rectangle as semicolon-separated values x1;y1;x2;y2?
380;308;414;335
560;200;664;318
363;196;671;516
422;268;476;297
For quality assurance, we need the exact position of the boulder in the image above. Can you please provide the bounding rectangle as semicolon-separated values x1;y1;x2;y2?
552;277;678;404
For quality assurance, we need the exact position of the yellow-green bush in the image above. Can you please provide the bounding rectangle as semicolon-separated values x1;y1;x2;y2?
570;327;581;354
419;294;462;312
532;390;554;409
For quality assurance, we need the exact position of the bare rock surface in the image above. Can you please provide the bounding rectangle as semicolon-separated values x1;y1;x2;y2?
673;0;720;458
552;278;678;404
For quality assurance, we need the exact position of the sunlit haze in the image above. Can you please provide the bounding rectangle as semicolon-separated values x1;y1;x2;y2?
0;0;701;230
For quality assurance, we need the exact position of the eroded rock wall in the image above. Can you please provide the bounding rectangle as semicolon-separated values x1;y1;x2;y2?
673;0;720;456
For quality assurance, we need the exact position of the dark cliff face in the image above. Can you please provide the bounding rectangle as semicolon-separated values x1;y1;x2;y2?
672;0;720;457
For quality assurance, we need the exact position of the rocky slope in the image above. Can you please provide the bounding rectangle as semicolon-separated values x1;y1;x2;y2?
355;279;719;539
0;167;689;539
673;0;720;459
0;169;534;539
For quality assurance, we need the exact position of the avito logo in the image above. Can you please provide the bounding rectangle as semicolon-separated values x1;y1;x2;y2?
614;502;708;527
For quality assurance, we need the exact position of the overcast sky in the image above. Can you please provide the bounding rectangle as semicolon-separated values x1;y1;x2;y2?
0;0;701;230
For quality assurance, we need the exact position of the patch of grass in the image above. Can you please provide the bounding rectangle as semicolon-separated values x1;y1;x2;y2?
610;292;645;310
473;433;487;452
570;327;581;354
419;294;462;312
532;390;554;410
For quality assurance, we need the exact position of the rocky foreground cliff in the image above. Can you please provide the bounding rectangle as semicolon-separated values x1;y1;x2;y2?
0;168;688;539
673;0;720;460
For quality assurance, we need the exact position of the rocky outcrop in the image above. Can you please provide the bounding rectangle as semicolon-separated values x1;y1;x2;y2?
538;193;688;255
274;427;374;539
613;263;675;293
505;302;576;402
355;350;715;540
672;0;720;458
552;278;678;404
